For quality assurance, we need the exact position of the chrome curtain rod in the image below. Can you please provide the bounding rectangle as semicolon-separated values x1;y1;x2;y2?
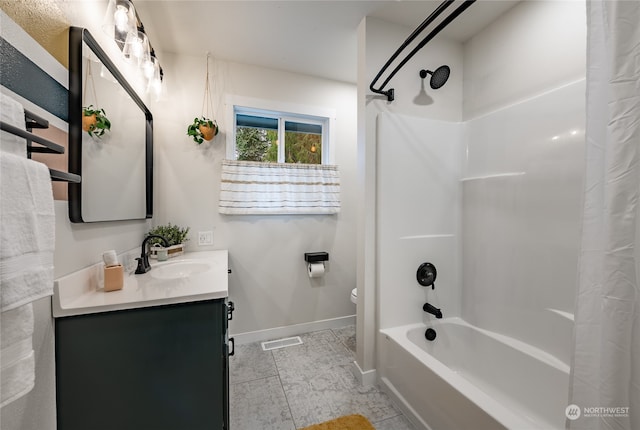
369;0;476;102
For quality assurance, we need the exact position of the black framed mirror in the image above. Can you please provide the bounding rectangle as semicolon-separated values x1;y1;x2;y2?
68;26;153;223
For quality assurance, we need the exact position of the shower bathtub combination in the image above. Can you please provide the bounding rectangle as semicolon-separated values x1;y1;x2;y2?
379;318;570;429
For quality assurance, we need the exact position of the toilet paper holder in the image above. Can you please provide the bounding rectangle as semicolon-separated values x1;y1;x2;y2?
304;252;329;263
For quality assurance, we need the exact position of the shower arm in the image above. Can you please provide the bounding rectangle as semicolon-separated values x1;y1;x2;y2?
369;0;476;102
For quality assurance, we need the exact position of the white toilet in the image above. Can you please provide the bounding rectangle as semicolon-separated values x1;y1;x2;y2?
350;288;357;304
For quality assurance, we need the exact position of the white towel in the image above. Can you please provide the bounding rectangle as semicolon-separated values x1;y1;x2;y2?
0;152;53;407
0;304;35;407
0;93;26;158
0;152;55;312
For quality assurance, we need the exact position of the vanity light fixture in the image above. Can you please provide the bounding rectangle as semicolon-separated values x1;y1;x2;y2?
102;0;164;97
142;53;158;80
122;29;149;65
102;0;136;46
146;53;163;100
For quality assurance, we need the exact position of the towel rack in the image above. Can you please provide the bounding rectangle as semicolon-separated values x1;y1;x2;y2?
0;109;81;183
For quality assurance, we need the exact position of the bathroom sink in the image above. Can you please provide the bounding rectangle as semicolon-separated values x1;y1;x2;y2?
151;260;212;280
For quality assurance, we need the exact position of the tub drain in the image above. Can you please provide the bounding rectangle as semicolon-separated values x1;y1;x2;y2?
425;328;437;341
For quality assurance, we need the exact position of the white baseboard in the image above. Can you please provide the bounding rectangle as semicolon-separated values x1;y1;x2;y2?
351;360;377;386
231;315;356;346
379;376;431;430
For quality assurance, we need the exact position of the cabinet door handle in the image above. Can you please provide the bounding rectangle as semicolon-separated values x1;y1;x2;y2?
227;301;235;321
228;337;235;356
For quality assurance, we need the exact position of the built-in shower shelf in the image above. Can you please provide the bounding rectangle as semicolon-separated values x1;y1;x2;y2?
399;234;455;240
460;172;526;182
546;308;575;322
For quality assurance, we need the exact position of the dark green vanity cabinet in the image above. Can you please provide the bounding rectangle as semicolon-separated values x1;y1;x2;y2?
55;299;231;430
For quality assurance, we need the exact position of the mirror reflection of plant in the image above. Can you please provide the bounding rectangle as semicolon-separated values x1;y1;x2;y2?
187;117;219;144
82;57;111;139
82;105;111;138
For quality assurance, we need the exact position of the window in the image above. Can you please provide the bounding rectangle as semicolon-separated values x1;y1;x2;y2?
220;97;339;215
232;106;329;165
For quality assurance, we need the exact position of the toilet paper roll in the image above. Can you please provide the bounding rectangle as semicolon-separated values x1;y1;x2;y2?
102;250;118;267
308;262;325;278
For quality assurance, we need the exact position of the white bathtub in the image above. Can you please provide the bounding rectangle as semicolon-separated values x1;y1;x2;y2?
379;318;569;430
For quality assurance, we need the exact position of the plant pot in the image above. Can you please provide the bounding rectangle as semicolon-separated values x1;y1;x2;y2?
199;124;216;141
149;243;185;259
82;113;97;132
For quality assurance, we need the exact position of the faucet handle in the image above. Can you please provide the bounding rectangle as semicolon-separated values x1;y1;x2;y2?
134;257;148;274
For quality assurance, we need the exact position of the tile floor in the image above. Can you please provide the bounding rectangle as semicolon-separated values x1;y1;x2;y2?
229;325;416;430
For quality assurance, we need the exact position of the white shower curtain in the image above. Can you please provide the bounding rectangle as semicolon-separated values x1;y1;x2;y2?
569;1;640;429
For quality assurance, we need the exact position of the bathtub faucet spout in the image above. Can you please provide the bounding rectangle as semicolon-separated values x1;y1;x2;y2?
423;302;442;319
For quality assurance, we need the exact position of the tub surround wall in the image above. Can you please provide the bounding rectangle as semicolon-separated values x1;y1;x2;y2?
461;0;586;365
357;15;463;374
463;0;586;120
462;81;585;365
377;113;462;330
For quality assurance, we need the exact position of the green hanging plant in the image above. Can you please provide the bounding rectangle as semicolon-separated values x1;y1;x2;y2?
187;53;220;144
82;105;111;138
187;117;219;144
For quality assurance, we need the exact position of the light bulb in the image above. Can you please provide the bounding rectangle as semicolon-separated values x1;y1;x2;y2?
143;58;155;79
149;78;162;98
114;5;129;32
131;38;143;58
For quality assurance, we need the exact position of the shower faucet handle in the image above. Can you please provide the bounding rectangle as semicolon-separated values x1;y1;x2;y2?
417;262;437;289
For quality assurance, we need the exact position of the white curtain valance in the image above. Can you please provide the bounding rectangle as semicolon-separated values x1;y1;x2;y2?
219;160;340;215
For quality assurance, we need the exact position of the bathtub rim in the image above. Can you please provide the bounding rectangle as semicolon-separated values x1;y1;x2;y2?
380;317;570;430
409;317;570;373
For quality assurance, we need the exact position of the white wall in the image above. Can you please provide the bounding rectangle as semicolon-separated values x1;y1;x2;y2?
151;52;358;335
357;16;463;372
463;0;586;120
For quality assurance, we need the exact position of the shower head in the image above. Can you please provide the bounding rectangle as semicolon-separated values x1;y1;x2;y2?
419;65;450;90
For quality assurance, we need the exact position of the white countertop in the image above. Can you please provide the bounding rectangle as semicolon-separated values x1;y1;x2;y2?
52;250;228;318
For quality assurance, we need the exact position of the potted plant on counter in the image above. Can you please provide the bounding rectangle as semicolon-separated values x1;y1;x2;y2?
146;223;190;259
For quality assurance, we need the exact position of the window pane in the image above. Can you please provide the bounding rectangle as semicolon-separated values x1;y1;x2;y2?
284;121;322;164
284;121;322;135
236;114;278;130
236;126;278;162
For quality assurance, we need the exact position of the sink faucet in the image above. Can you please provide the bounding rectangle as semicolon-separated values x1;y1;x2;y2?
423;302;443;319
135;235;170;274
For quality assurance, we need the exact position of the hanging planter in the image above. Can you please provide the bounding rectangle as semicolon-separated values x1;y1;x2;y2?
82;105;111;138
82;57;111;138
187;53;220;144
187;117;219;144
